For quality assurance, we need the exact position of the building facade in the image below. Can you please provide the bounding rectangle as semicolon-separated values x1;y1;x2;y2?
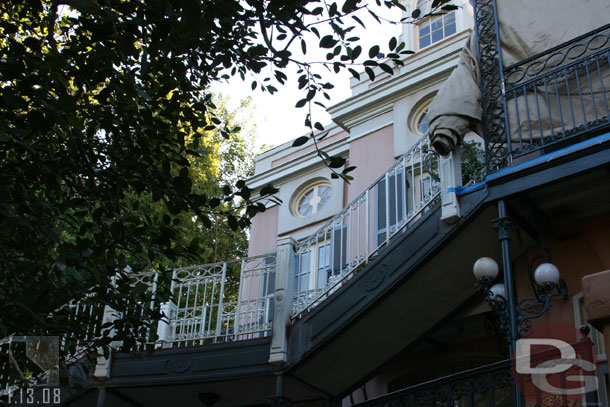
4;1;610;406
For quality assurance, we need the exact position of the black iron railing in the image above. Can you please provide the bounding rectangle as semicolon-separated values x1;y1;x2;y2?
354;360;514;407
475;0;610;174
503;25;610;164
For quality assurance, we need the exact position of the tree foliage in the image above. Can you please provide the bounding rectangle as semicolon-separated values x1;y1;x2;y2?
0;0;456;384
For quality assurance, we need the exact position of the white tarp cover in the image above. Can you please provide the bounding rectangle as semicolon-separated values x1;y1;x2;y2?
427;0;610;155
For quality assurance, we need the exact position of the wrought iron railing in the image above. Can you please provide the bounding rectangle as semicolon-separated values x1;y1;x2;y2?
475;0;610;173
353;360;514;407
158;253;276;347
292;134;440;318
502;25;610;165
0;256;276;394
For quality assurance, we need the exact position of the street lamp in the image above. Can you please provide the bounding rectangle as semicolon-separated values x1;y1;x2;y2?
473;256;568;338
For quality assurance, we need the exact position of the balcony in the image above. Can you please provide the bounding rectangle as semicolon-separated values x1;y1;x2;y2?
0;130;445;400
479;20;610;174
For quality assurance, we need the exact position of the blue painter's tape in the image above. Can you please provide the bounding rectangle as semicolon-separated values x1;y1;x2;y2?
447;181;487;195
458;182;486;194
444;131;610;197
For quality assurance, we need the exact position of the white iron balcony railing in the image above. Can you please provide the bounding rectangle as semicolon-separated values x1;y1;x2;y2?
157;254;276;347
292;134;441;318
0;254;277;387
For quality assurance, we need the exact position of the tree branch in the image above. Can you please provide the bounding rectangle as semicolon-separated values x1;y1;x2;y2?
2;301;70;331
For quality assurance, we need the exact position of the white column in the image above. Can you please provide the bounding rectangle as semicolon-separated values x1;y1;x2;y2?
93;305;118;379
156;301;177;348
268;237;296;365
440;149;463;223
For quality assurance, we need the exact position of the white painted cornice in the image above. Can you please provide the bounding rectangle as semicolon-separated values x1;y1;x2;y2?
329;30;471;131
254;122;343;161
247;135;350;190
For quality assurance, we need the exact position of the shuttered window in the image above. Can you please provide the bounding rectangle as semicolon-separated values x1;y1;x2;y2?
330;226;348;277
294;226;348;293
376;170;409;247
295;251;311;293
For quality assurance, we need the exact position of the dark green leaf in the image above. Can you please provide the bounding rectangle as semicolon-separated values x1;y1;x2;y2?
292;136;309;147
368;45;380;58
69;0;100;14
329;156;346;168
320;35;337;48
260;184;279;196
228;215;238;231
379;63;393;75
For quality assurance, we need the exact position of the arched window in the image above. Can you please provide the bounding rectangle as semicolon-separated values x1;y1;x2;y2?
294;182;332;217
416;109;429;134
409;97;433;135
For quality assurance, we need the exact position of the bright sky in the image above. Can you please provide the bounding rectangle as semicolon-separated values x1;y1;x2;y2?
211;5;404;151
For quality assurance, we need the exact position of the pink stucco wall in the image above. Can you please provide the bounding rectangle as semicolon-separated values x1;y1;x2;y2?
513;213;610;329
248;204;279;257
346;125;396;204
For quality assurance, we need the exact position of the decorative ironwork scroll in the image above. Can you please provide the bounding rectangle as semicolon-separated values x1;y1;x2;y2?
352;361;514;407
473;0;511;173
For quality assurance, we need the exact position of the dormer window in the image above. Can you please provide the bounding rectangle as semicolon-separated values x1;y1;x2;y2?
416;0;457;49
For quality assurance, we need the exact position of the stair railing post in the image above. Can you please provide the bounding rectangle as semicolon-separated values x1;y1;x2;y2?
268;237;296;365
156;269;178;349
93;274;120;380
440;148;462;223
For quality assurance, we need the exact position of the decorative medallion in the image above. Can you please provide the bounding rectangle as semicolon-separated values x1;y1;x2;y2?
165;358;192;373
360;265;388;292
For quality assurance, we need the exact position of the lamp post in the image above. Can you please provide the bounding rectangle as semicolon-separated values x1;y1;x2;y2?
473;200;569;407
474;257;568;340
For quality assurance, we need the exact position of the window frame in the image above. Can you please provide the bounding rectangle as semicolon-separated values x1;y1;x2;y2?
294;226;348;295
573;291;608;406
409;97;433;135
259;253;276;325
293;181;333;218
415;0;457;50
375;169;409;247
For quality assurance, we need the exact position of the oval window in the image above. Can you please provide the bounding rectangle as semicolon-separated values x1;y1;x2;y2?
295;183;332;217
